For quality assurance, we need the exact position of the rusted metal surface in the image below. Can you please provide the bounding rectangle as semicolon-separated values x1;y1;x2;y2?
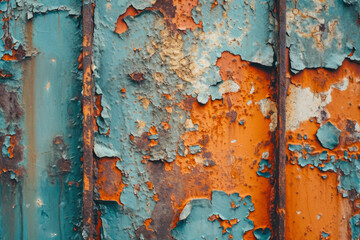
274;0;287;239
0;0;360;239
82;0;95;239
0;0;83;239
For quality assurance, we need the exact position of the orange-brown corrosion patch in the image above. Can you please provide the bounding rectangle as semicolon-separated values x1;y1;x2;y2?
95;210;102;240
291;60;360;93
286;60;360;239
115;0;200;35
172;0;201;30
115;6;142;34
96;157;125;205
147;52;275;239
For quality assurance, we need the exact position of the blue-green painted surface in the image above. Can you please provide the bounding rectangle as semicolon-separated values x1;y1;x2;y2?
171;191;255;239
316;122;341;150
287;0;360;72
350;214;360;240
253;227;271;240
93;0;275;238
0;0;82;239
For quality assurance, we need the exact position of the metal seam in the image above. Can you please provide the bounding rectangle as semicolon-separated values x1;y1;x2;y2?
275;0;287;238
82;0;95;239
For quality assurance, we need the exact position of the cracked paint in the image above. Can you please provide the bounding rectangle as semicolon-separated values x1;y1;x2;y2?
287;0;360;72
285;56;360;238
0;0;83;239
93;0;276;239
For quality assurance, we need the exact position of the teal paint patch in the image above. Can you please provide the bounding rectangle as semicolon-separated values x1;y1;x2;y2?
316;122;341;150
350;214;360;240
192;0;275;67
1;0;82;238
171;191;254;240
1;136;10;157
289;142;360;199
253;227;272;240
287;0;360;72
321;231;330;238
288;144;303;152
189;145;201;155
99;201;136;240
257;159;271;178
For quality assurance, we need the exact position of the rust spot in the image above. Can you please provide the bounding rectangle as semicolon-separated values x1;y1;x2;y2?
131;132;150;150
153;0;176;19
0;128;24;180
0;84;24;122
146;181;154;190
226;110;237;124
130;71;144;83
96;157;125;205
51;136;71;175
115;6;142;34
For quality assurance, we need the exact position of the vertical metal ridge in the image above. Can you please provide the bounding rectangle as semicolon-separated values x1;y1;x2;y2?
275;0;287;238
82;0;95;239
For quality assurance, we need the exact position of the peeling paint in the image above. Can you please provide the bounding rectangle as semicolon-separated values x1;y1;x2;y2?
287;0;360;72
171;191;255;239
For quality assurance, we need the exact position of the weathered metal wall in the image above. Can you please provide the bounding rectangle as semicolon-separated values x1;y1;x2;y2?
0;0;359;239
0;0;83;239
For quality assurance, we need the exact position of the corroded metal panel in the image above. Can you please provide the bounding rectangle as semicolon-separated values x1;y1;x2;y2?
1;0;360;239
93;0;277;239
285;0;360;239
0;0;83;239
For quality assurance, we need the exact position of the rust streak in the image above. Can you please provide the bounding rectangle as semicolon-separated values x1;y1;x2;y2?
82;0;95;239
274;0;287;239
22;19;38;240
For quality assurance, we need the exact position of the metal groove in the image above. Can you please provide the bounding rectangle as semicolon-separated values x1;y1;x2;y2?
82;0;95;239
275;0;287;239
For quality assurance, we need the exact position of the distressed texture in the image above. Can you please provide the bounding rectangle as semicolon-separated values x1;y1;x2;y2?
286;59;360;239
0;0;83;239
171;191;255;239
0;0;359;238
94;0;276;239
287;0;360;72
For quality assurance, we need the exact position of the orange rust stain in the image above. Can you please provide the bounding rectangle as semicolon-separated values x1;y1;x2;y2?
116;1;200;34
285;60;360;239
2;53;17;61
7;135;16;159
149;140;158;147
163;94;172;100
142;155;150;163
291;60;360;93
149;51;276;238
115;6;142;34
94;94;103;132
209;215;238;234
146;181;154;190
149;126;158;135
165;106;173;113
172;0;201;30
144;218;153;231
211;0;218;8
0;70;11;78
96;157;125;205
120;87;126;93
153;194;159;202
95;210;102;240
148;126;158;147
78;52;83;69
161;122;171;130
286;164;352;239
